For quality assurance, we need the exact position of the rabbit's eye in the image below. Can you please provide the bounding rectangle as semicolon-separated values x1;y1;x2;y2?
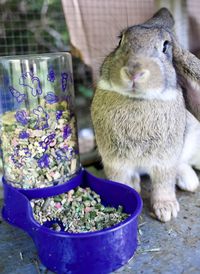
162;40;170;53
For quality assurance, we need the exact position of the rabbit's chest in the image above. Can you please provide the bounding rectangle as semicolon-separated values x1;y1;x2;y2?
110;98;186;157
91;89;186;161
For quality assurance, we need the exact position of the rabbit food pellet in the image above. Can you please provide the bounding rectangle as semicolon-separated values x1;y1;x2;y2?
1;100;79;189
31;186;130;233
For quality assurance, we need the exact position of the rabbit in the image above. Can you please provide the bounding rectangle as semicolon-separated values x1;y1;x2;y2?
91;8;200;222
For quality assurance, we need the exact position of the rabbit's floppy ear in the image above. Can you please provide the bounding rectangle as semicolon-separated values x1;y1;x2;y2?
144;8;200;121
143;8;174;29
172;36;200;121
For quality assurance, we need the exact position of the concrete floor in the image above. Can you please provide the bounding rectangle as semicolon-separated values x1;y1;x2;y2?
1;167;200;274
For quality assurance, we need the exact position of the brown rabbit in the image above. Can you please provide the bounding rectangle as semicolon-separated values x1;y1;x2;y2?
91;8;200;222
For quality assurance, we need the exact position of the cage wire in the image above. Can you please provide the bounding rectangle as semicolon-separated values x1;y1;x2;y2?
0;0;69;55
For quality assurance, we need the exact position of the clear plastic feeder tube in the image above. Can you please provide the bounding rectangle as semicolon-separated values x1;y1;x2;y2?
0;53;80;189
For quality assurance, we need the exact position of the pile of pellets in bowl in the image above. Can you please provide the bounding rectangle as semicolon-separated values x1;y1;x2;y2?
31;187;130;233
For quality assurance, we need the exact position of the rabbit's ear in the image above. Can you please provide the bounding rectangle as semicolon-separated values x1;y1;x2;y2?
172;36;200;121
144;8;174;29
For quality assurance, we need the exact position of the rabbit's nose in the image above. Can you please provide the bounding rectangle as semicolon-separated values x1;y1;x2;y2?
132;69;150;83
120;66;150;83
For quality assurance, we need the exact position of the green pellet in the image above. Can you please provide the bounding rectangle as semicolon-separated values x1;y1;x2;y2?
1;101;79;189
31;186;130;233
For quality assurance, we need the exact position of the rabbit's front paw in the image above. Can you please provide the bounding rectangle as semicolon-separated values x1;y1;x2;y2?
152;199;180;222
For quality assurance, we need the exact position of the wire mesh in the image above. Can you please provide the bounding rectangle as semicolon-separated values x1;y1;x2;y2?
0;0;69;56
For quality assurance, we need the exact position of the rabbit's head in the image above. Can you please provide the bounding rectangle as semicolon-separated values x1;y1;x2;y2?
99;8;176;100
98;8;200;115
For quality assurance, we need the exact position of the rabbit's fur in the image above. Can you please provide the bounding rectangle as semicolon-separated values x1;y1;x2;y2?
91;8;200;222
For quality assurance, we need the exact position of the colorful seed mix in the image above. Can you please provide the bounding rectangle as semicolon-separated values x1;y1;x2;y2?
31;187;130;233
1;100;79;189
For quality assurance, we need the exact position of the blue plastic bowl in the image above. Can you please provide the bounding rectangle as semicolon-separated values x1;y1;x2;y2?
2;169;142;274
